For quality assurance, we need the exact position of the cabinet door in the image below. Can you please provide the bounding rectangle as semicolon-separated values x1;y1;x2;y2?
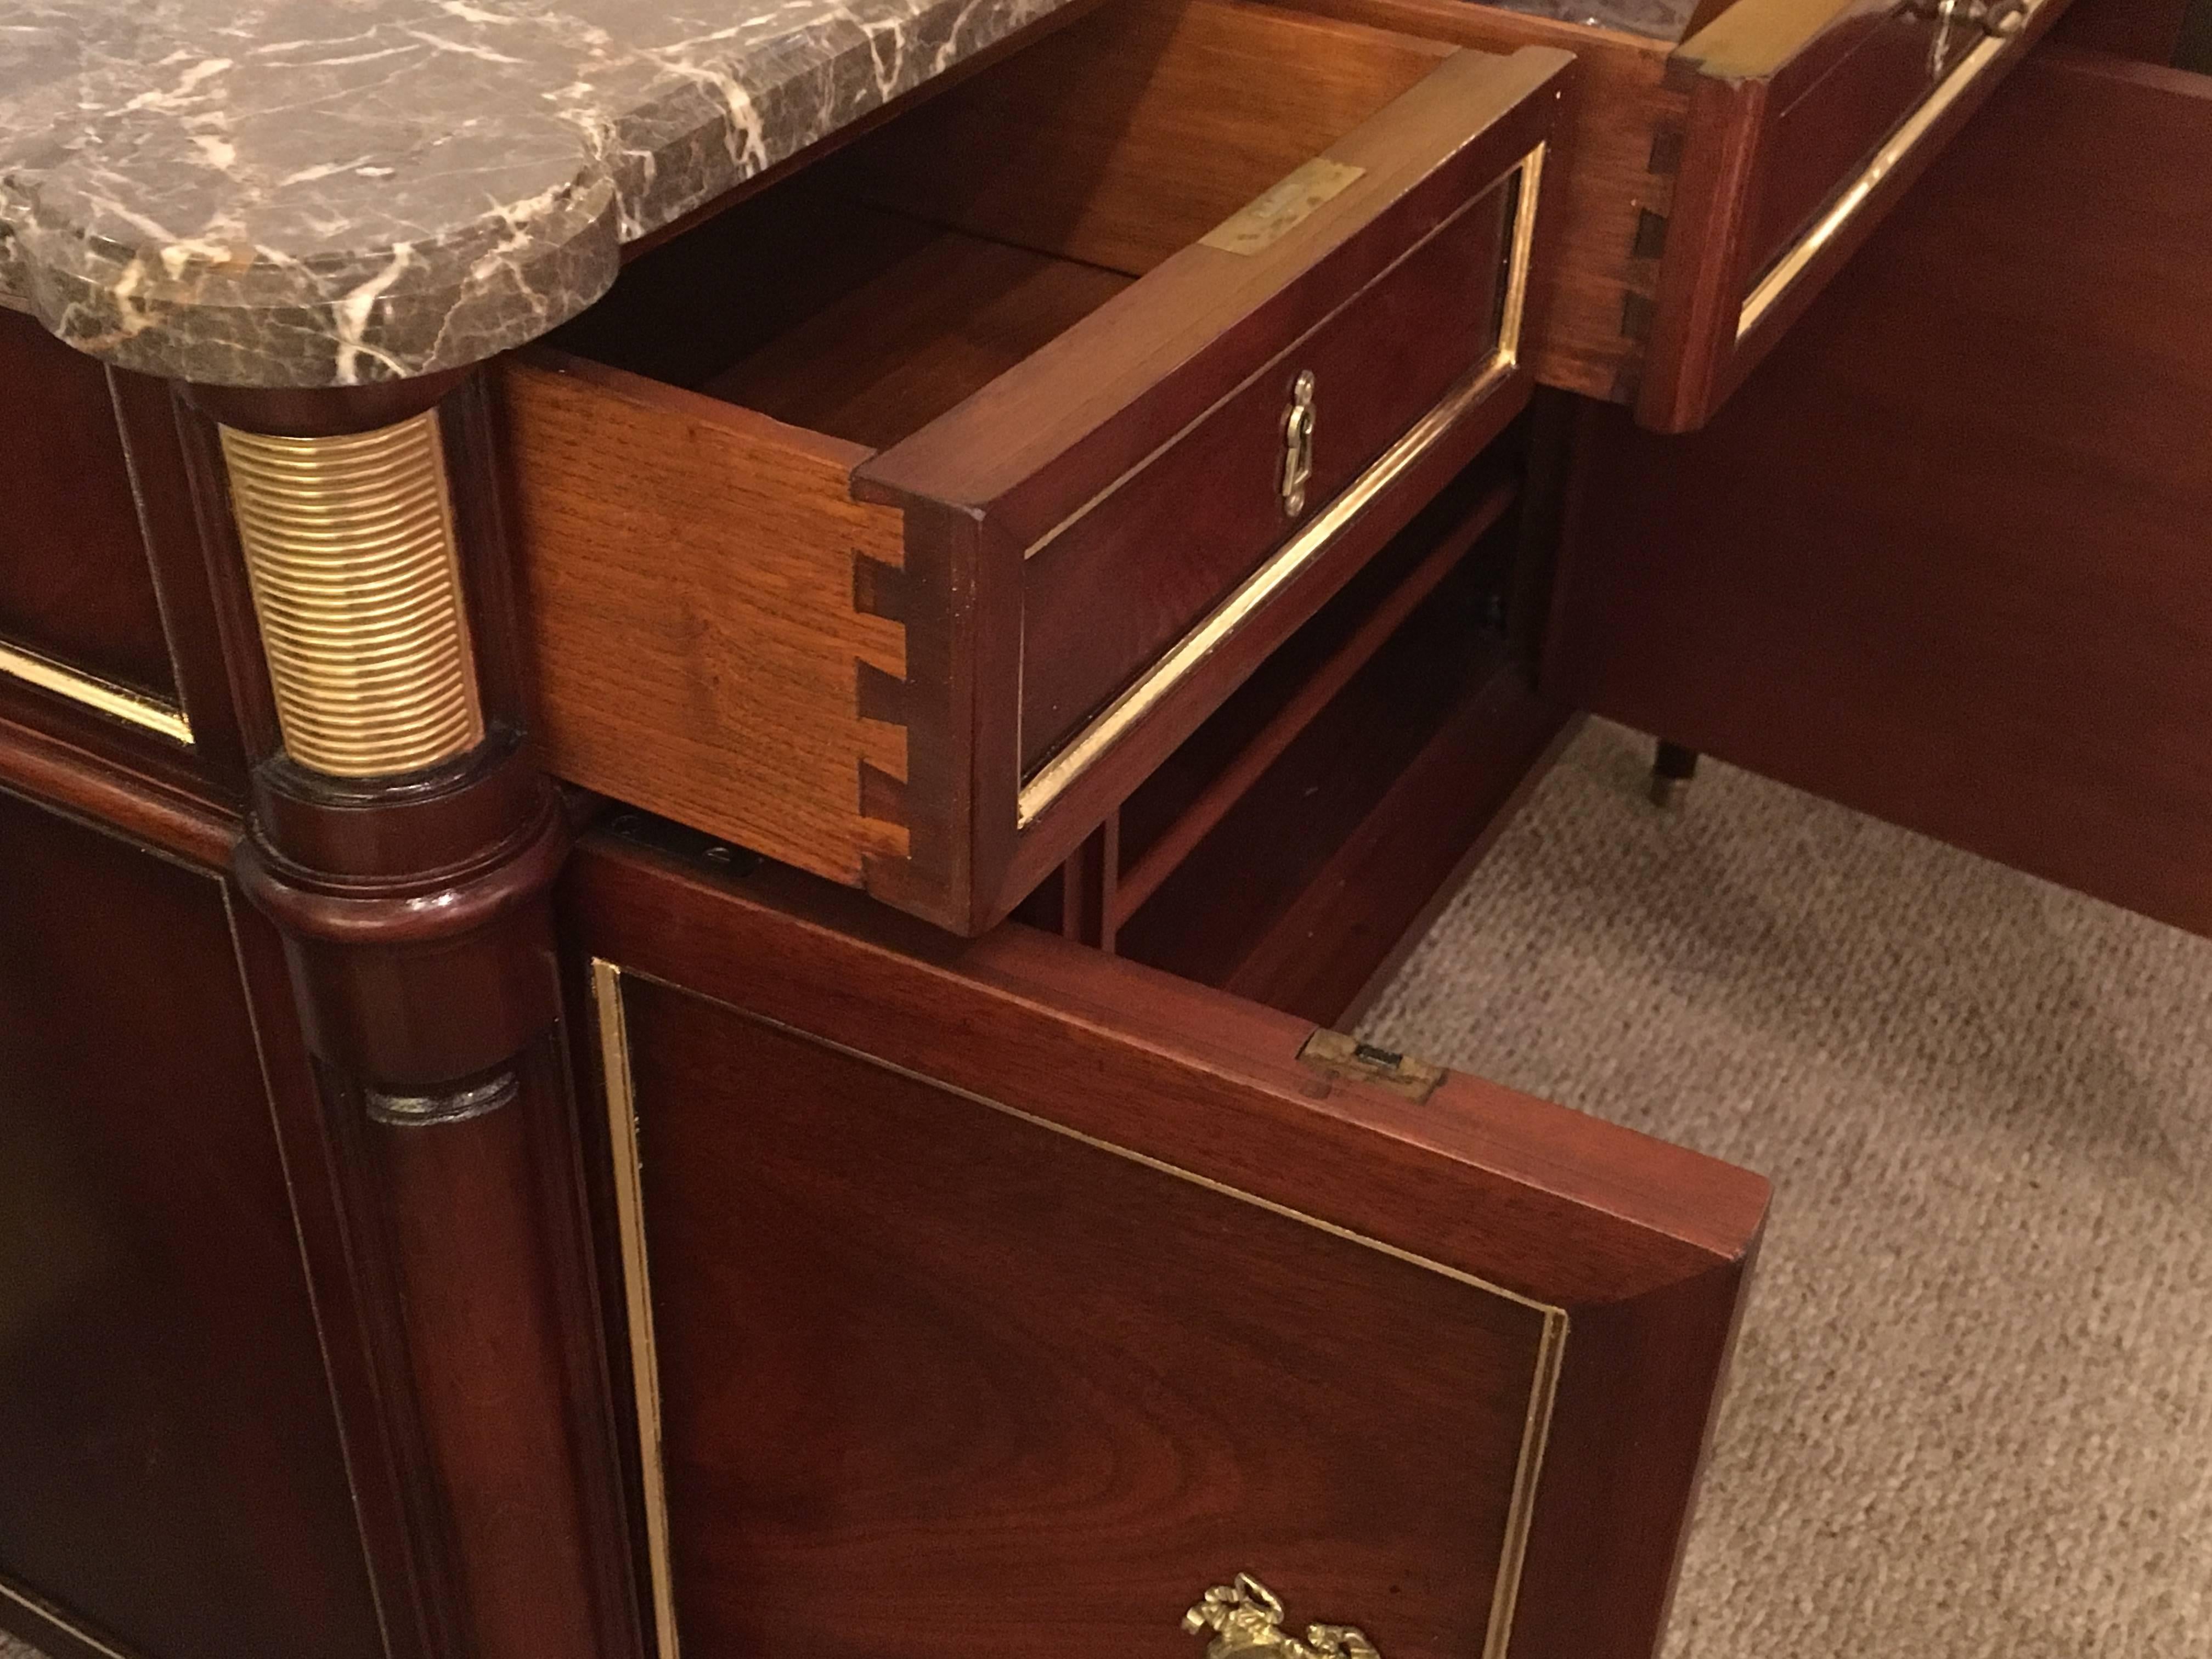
566;833;1767;1659
1548;40;2212;934
0;787;384;1659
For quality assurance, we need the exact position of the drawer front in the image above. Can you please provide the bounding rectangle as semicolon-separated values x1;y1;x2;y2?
1637;0;2075;428
0;311;206;749
570;836;1768;1659
861;44;1565;923
0;310;174;701
0;309;241;791
1263;0;2070;431
1019;161;1526;771
1551;46;2212;935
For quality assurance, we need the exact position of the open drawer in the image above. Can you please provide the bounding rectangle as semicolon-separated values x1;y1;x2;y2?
568;825;1769;1659
1272;0;2074;429
1549;27;2212;935
500;0;1566;935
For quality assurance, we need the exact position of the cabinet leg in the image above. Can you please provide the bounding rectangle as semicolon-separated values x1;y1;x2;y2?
1650;740;1701;809
184;372;646;1659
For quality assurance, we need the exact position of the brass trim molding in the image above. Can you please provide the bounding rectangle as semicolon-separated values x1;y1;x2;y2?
592;960;683;1659
1736;12;2038;341
0;637;194;744
220;410;484;778
0;1575;136;1659
1018;146;1543;827
597;957;1568;1659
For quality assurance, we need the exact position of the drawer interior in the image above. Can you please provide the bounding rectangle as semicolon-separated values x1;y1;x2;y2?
553;189;1133;453
1487;0;1712;40
548;0;1457;453
514;0;1559;933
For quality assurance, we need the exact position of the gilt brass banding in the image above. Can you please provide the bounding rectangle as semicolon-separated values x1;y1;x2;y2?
1736;5;2038;341
0;638;193;744
593;961;683;1659
1019;147;1544;826
221;411;484;777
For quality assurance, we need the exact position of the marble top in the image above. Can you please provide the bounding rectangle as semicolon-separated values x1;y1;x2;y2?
0;0;1079;386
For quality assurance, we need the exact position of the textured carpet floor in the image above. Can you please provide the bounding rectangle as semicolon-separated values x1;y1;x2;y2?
1360;720;2212;1657
8;722;2208;1659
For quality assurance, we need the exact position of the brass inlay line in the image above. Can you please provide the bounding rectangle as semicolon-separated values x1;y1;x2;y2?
0;1577;135;1659
1484;1306;1566;1659
593;961;683;1659
0;637;193;744
1018;146;1544;828
1736;10;2037;341
221;411;483;778
600;958;1568;1659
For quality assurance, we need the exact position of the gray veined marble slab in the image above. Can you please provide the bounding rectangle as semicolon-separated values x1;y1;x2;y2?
0;0;1085;386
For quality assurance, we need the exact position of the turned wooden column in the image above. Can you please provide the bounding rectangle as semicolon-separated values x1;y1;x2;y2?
179;371;642;1659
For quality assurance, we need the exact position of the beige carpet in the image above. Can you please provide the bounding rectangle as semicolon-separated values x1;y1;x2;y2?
1361;720;2212;1657
7;723;2208;1659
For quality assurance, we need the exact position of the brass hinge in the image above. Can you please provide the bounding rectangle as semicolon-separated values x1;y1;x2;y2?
1296;1030;1444;1103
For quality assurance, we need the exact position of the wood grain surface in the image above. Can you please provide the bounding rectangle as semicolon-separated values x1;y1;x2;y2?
505;353;912;885
514;0;1560;932
1018;179;1516;768
702;231;1133;451
835;0;1454;276
855;42;1565;524
629;970;1547;1659
1638;0;2076;428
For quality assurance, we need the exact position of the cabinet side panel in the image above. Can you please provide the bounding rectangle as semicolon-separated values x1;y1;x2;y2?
0;788;385;1659
503;356;911;883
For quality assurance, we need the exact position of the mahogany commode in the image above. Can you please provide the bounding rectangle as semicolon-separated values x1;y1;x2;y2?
6;0;2187;1654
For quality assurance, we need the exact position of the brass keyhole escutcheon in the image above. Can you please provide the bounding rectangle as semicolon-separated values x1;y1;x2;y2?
1281;370;1318;518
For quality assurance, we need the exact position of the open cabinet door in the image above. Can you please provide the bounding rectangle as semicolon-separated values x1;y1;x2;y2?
1548;36;2212;934
566;832;1768;1659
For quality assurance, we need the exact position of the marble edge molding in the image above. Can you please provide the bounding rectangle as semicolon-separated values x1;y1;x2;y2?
0;0;1079;388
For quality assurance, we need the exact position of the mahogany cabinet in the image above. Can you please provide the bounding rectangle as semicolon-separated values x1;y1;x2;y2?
2;0;2198;1655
